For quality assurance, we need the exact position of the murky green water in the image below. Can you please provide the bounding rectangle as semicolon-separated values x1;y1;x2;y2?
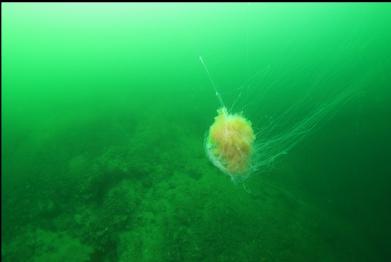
2;3;391;261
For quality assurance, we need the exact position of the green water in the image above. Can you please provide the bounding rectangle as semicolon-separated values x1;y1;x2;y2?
2;3;391;261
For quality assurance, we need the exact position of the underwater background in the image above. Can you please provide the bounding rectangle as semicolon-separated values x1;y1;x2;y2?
2;3;391;261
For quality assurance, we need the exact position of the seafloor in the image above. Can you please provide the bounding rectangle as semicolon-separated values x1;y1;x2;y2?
2;111;371;262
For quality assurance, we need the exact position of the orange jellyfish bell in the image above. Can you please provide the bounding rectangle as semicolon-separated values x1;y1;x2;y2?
206;107;256;182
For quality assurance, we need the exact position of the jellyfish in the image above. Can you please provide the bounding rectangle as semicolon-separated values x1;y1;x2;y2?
200;56;257;183
199;55;359;183
206;106;256;183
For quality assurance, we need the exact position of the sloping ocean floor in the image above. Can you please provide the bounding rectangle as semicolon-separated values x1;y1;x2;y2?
2;109;375;262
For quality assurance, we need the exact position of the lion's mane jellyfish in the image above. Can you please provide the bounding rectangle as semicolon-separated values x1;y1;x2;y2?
206;107;256;182
199;55;359;183
200;56;258;182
